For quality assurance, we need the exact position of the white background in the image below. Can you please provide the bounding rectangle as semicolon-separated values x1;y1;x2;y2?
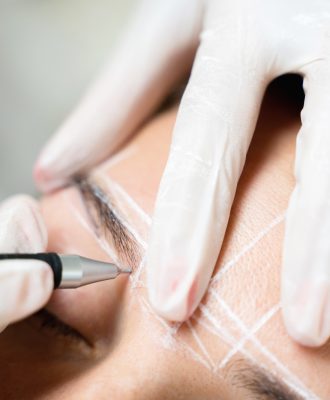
0;0;137;200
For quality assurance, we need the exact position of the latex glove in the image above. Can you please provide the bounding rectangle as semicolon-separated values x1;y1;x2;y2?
0;196;53;332
34;0;330;346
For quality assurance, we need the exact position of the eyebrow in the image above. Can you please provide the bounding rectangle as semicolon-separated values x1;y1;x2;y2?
74;176;141;268
230;359;305;400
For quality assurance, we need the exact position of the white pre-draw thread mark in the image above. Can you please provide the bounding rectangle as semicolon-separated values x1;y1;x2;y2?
197;302;285;381
211;289;320;400
103;176;152;226
138;297;210;368
131;256;146;288
186;319;216;370
98;146;137;172
217;303;281;370
211;212;286;284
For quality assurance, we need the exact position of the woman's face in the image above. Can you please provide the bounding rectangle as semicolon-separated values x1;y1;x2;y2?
0;82;329;399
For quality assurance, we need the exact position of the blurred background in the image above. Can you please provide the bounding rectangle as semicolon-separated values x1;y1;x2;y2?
0;0;137;201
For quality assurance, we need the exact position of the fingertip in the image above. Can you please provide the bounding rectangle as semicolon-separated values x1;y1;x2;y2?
34;261;54;299
33;159;49;191
148;292;188;322
33;158;64;194
19;260;54;317
148;272;201;322
0;260;54;326
0;194;48;252
282;308;329;348
281;278;330;348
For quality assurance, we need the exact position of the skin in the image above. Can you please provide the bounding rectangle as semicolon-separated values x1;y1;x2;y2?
0;77;329;399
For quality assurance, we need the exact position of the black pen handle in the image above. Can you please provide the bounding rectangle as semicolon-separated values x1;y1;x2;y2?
0;253;62;288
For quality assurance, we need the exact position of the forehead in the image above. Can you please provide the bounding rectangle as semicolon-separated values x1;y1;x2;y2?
91;104;327;398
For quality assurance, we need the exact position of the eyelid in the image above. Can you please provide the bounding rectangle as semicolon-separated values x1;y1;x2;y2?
32;309;92;348
75;176;140;268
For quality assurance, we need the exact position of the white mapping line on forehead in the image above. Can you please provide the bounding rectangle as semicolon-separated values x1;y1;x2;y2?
97;146;138;173
199;303;270;371
175;333;214;370
186;319;217;370
199;303;238;347
130;256;146;288
198;303;311;400
217;303;281;370
139;296;211;370
191;313;228;339
194;303;272;375
98;174;152;226
211;289;319;400
211;212;286;284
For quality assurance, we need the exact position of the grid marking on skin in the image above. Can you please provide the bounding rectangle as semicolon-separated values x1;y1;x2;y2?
100;184;317;398
199;303;238;349
68;182;319;399
186;319;217;370
211;212;286;284
198;300;314;400
216;303;281;370
139;296;216;370
139;287;314;400
196;307;260;369
211;289;320;400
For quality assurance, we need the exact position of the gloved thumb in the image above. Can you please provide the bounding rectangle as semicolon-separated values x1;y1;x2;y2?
0;260;53;332
0;196;53;332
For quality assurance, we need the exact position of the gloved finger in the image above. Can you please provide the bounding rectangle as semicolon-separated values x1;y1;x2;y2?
0;195;53;332
0;195;48;253
0;260;53;332
282;64;330;347
147;36;267;321
34;0;202;193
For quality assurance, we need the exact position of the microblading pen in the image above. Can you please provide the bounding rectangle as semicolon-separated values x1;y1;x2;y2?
0;253;131;289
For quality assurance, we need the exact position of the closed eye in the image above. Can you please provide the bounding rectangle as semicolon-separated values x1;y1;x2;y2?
31;309;92;348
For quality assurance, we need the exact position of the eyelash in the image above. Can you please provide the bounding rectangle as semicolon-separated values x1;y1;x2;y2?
34;309;91;346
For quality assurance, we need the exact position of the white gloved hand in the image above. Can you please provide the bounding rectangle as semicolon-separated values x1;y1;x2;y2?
34;0;330;346
0;196;53;333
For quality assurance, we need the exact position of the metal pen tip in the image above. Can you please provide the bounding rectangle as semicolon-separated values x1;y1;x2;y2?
120;267;132;274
